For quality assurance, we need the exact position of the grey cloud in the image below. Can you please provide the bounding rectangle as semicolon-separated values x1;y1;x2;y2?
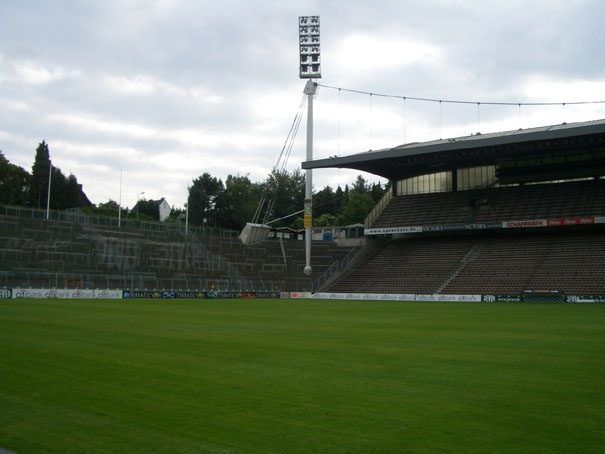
1;0;604;207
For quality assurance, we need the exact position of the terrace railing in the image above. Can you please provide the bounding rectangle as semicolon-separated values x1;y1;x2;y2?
0;205;239;239
311;245;361;293
0;205;339;292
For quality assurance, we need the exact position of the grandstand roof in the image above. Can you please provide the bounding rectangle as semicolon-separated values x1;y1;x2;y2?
302;118;605;181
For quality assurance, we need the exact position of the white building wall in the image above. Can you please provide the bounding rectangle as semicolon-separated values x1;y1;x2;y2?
158;199;171;222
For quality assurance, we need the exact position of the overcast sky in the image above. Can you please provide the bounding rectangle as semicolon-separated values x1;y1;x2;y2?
1;0;604;209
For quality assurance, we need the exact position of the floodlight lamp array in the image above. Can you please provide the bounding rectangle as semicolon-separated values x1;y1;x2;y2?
299;16;321;79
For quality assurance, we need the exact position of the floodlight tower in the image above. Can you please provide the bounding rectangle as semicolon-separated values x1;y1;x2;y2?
299;15;321;277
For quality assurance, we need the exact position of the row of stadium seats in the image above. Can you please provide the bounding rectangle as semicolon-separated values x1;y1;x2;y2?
3;202;602;295
329;228;605;295
443;230;605;294
0;211;355;291
329;235;479;294
372;179;605;229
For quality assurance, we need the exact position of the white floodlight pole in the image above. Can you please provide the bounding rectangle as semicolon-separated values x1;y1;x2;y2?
46;160;52;220
303;80;317;276
299;15;321;277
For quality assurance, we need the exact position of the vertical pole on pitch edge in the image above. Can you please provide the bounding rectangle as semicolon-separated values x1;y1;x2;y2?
46;161;52;220
185;200;189;234
303;80;317;277
118;168;122;228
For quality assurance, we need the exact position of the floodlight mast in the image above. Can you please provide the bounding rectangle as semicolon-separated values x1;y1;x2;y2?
303;80;317;276
299;15;321;277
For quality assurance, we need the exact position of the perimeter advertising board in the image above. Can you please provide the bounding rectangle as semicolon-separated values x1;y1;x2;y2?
288;292;311;299
365;216;605;236
482;294;522;303
364;226;423;235
6;289;602;303
567;295;605;303
502;220;546;228
122;290;162;299
12;288;122;299
311;293;482;302
122;290;280;299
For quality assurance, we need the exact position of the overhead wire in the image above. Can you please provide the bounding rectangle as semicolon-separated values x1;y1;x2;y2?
317;83;605;107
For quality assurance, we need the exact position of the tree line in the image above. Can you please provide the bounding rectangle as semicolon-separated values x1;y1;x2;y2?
178;170;388;230
1;141;388;230
0;141;91;211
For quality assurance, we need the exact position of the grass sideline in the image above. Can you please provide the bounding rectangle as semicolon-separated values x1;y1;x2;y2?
0;298;604;453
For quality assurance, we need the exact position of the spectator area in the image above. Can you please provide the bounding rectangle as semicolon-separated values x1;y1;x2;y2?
1;178;604;296
0;210;354;291
441;230;605;295
370;179;605;229
327;228;605;295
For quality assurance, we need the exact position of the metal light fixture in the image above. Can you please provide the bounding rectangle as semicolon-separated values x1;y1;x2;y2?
299;16;321;79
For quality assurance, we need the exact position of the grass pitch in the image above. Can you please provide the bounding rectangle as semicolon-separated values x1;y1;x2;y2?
0;298;604;453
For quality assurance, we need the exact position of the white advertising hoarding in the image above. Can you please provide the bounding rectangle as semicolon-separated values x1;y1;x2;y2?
12;289;123;299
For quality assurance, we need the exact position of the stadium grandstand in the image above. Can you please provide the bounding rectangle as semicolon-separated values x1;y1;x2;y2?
1;118;604;300
0;207;355;292
304;118;605;299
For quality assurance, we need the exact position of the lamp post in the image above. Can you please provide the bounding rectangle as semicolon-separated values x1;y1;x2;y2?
185;202;189;234
299;16;321;277
118;169;122;227
136;191;145;219
46;160;52;220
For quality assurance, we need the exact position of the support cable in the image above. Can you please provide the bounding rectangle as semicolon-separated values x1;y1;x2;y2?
255;94;307;226
317;83;605;107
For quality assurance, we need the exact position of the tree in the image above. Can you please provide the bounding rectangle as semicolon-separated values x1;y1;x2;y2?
214;174;261;230
133;198;161;221
313;185;336;219
167;207;185;221
87;199;128;219
49;167;68;210
370;181;386;203
337;192;375;226
260;169;305;228
65;174;92;209
342;185;350;208
290;216;305;231
30;141;51;209
43;165;91;211
26;141;91;210
0;151;31;206
188;173;224;226
352;175;368;196
334;186;345;214
314;213;337;227
99;200;119;210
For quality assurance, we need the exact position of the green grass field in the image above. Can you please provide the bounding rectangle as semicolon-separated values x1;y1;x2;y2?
1;298;604;453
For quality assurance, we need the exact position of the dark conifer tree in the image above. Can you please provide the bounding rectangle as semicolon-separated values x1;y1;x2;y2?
30;141;51;209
